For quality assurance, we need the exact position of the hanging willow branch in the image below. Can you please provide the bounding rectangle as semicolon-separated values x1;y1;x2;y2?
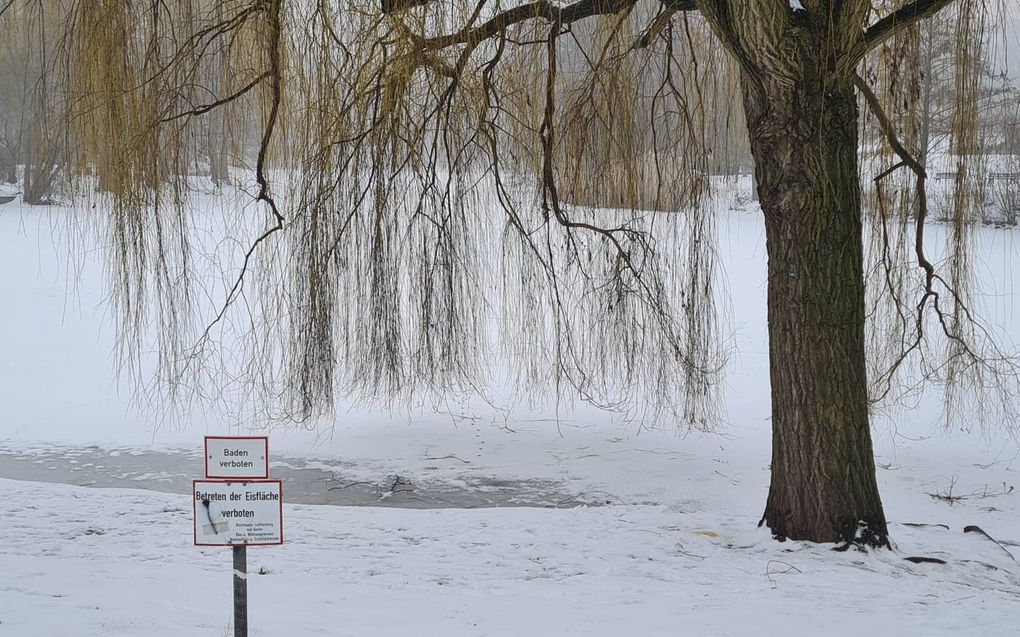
20;0;1013;427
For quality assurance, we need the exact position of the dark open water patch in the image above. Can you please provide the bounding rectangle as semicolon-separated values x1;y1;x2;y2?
0;446;610;509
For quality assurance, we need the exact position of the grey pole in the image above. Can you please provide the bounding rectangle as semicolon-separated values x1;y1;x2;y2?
233;545;247;637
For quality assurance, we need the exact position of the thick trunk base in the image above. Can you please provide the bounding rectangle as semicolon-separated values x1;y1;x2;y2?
744;67;889;548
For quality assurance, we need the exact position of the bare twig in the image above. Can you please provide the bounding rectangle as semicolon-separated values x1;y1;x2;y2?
765;560;801;588
963;525;1017;562
159;72;269;123
424;454;472;464
326;481;375;492
926;478;1014;504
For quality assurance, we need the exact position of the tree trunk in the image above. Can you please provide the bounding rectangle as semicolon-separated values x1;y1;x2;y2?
743;65;889;547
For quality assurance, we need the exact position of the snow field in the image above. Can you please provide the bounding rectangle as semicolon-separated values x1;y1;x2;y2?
2;477;1018;637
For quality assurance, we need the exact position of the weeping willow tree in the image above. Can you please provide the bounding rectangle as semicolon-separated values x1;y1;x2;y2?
9;0;1016;546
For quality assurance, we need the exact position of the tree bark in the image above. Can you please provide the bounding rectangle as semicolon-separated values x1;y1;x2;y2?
743;56;889;547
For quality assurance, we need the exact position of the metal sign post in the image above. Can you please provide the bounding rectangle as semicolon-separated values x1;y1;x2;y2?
233;545;248;637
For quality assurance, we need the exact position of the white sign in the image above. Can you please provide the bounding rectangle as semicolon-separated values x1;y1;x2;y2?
193;480;283;546
205;436;269;479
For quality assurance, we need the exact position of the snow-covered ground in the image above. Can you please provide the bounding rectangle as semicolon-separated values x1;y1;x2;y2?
1;195;1019;635
4;476;1019;637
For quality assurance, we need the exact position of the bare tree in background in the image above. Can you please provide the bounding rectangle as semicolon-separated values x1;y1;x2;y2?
3;0;1017;547
0;1;66;202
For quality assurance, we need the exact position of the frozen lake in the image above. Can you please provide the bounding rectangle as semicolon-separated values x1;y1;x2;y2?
0;445;609;509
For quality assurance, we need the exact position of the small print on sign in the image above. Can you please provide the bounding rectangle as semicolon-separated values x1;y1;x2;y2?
193;480;283;546
205;437;269;479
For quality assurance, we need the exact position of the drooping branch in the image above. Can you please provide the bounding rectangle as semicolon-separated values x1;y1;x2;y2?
404;0;752;85
633;5;678;49
46;0;726;421
384;0;697;19
854;74;933;284
421;0;639;50
319;0;724;420
631;0;699;49
855;73;995;399
855;0;958;61
193;0;285;346
381;0;435;13
159;71;270;123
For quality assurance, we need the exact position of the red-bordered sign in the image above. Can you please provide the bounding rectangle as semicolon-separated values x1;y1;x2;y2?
193;479;284;547
204;436;269;479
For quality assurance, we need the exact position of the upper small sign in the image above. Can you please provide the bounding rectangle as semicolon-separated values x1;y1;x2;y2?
205;436;269;479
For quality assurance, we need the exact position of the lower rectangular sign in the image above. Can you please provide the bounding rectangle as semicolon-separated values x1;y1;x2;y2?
193;480;283;546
